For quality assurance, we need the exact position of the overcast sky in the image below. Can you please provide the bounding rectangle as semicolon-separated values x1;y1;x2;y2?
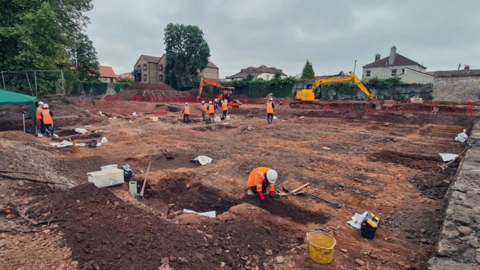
86;0;480;78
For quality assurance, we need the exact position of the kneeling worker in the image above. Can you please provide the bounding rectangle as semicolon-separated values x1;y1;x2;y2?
247;167;278;206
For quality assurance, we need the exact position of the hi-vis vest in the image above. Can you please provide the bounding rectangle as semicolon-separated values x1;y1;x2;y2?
42;109;53;125
36;106;42;120
222;102;228;111
247;167;275;193
184;106;190;115
266;102;274;114
207;104;215;114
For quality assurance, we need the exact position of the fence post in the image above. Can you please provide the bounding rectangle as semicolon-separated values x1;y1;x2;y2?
34;71;38;98
1;71;5;90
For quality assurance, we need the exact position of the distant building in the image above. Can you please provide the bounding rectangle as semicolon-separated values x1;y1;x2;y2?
362;46;434;84
117;72;134;82
227;65;287;81
133;54;219;84
98;65;117;83
432;65;480;101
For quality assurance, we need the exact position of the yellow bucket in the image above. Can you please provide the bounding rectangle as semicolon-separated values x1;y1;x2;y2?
306;231;336;264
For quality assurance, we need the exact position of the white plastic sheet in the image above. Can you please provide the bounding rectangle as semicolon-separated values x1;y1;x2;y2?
455;129;468;143
347;211;368;229
183;209;216;218
50;140;74;148
192;156;213;166
75;128;88;134
439;153;459;162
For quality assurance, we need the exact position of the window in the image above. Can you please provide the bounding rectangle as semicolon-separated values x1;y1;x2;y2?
266;75;269;80
391;69;397;76
110;78;113;83
159;65;163;71
143;64;147;71
402;68;406;74
137;65;141;73
102;77;107;82
366;70;371;77
159;75;163;82
143;74;147;82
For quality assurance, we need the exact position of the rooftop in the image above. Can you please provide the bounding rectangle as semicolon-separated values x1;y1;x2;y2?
99;65;116;78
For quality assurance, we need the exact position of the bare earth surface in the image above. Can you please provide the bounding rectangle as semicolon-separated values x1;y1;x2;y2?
0;99;468;269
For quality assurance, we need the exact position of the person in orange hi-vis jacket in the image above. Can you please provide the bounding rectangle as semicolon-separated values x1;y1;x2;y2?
41;104;54;137
266;98;275;124
182;102;190;123
246;167;278;206
35;101;44;134
221;99;228;119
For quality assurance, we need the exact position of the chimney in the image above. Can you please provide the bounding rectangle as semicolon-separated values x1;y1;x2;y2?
389;46;396;66
464;65;470;70
375;53;381;61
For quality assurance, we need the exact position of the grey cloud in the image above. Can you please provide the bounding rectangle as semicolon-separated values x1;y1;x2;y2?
86;0;480;77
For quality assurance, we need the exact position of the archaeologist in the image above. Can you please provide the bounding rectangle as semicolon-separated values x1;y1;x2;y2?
221;99;228;120
214;99;218;110
41;104;54;137
201;101;207;121
207;101;215;123
266;98;275;124
247;167;278;206
35;101;44;134
182;102;190;123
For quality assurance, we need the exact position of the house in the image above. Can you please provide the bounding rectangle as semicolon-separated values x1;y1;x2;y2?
362;46;434;84
133;54;219;84
117;72;134;82
227;65;287;81
98;65;117;83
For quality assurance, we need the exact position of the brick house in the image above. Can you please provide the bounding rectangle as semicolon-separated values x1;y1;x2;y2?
227;65;287;81
133;54;219;84
98;65;117;83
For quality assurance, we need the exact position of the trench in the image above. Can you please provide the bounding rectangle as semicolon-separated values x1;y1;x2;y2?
148;178;330;225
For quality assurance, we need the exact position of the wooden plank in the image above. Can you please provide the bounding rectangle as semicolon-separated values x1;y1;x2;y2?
291;183;310;193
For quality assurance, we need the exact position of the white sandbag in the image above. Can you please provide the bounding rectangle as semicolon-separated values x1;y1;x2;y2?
50;140;74;148
75;128;88;134
455;129;468;143
439;153;459;162
193;156;213;166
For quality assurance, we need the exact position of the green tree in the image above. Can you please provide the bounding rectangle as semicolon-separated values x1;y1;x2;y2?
164;23;210;90
274;69;283;80
301;60;315;80
68;33;100;81
0;0;94;95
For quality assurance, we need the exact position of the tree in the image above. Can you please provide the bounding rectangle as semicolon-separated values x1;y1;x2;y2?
164;23;210;90
68;33;100;81
301;60;315;80
0;0;94;94
274;69;283;80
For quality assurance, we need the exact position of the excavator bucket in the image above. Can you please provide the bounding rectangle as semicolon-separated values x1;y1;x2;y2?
229;100;242;107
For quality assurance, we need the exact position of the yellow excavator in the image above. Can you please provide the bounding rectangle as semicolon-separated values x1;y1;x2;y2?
290;71;377;109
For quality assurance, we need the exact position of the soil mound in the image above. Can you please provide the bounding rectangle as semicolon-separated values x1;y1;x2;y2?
29;183;293;269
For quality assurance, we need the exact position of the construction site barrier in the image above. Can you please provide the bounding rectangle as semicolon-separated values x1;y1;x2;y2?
397;100;432;114
365;100;397;113
431;101;470;115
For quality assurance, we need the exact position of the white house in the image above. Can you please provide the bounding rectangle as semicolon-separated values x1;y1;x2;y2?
227;65;287;81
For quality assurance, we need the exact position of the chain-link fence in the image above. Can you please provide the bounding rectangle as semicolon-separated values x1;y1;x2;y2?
0;70;65;97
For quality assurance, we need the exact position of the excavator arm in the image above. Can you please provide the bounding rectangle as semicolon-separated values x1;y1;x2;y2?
300;72;377;100
197;77;234;99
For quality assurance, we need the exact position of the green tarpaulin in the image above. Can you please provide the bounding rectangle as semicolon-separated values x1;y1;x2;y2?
0;89;38;127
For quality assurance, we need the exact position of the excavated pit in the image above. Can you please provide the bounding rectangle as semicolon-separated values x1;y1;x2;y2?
148;178;330;225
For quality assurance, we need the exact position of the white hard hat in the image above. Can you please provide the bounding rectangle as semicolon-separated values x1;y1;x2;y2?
43;104;49;109
209;101;212;104
202;101;205;103
38;101;44;105
266;170;278;184
269;98;273;101
185;102;188;105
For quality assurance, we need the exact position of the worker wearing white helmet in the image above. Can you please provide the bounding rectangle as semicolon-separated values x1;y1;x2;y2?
247;167;279;206
221;99;229;120
35;101;44;134
41;104;55;137
206;100;215;123
201;101;207;121
266;98;275;124
182;102;190;123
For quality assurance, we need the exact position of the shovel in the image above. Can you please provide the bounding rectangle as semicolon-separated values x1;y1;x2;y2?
162;149;174;160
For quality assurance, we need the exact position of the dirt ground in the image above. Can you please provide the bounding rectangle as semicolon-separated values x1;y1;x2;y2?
0;99;470;269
